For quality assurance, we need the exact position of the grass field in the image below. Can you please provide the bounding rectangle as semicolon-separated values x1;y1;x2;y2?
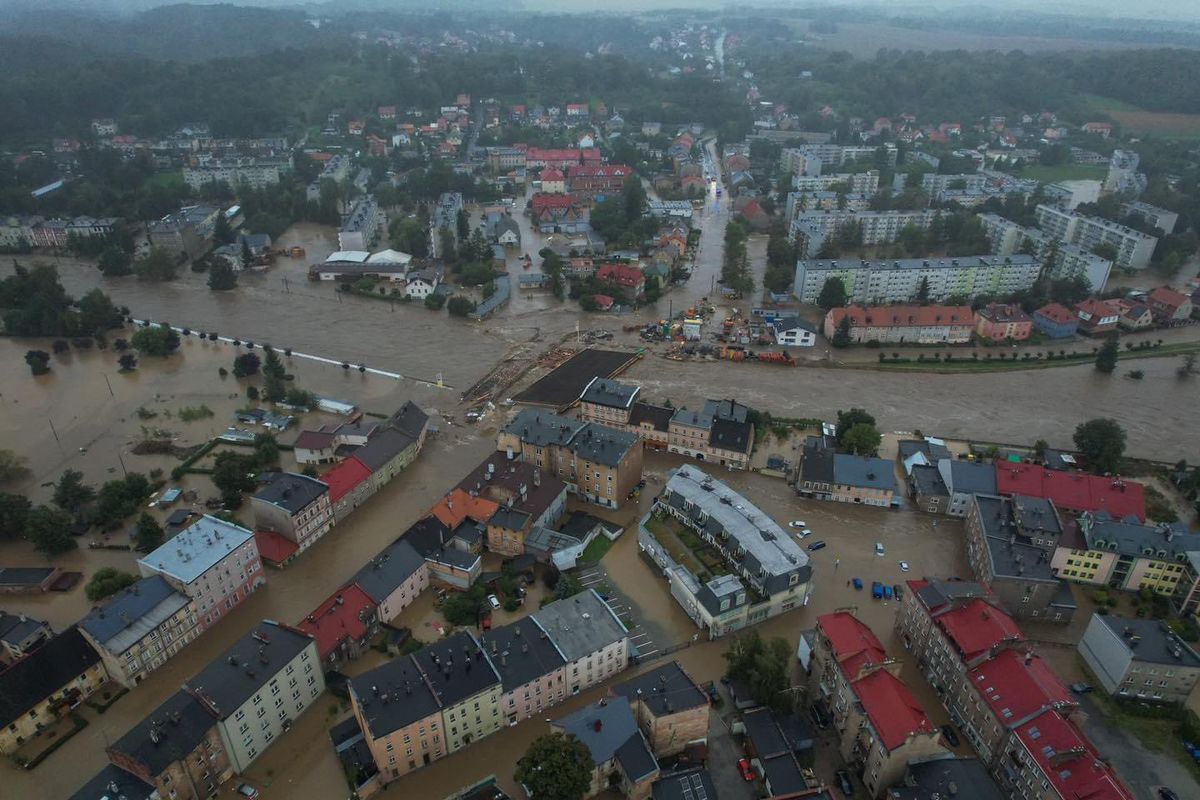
1080;94;1200;140
1020;164;1108;183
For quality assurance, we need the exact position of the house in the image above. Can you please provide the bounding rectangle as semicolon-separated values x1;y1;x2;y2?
539;168;566;194
1111;299;1155;331
1147;286;1193;324
0;611;51;662
1082;121;1113;138
909;465;951;515
251;472;334;554
596;263;647;300
296;585;378;668
1074;299;1119;336
769;316;818;347
611;661;709;757
1033;303;1080;339
886;755;1005;799
451;453;567;555
798;436;898;507
936;460;997;517
974;304;1031;342
578;377;641;428
351;539;429;624
78;575;198;688
321;456;373;525
493;216;521;247
667;399;755;470
185;620;325;774
479;616;568;726
897;438;953;476
530;589;630;695
409;632;503;754
106;690;233;800
740;706;816;797
348;651;445;787
138;515;265;633
552;700;659;799
378;105;397;120
1079;614;1200;704
403;517;482;590
0;566;62;594
0;627;107;755
530;193;590;233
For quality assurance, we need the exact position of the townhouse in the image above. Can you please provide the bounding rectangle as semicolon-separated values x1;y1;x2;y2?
410;632;504;753
1032;303;1080;339
251;472;334;554
822;305;976;345
1074;298;1120;336
78;575;199;688
793;255;1041;305
578;377;641;428
186;620;325;774
351;538;429;624
450;452;567;555
0;611;51;662
1080;614;1200;704
499;408;643;510
296;585;379;668
798;435;898;507
567;164;633;197
936;459;997;517
403;516;483;590
1147;286;1193;324
975;303;1032;342
552;700;659;800
530;589;630;695
1034;204;1157;271
138;515;265;633
480;616;568;725
667;399;755;470
1051;511;1200;596
611;661;710;758
349;655;446;786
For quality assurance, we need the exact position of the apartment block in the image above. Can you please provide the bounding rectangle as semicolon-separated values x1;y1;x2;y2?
479;616;568;726
529;589;630;695
822;304;975;345
1052;511;1200;596
182;157;287;190
789;170;880;193
793;255;1041;305
410;632;504;753
1034;204;1157;271
351;538;429;624
1080;614;1200;704
666;399;755;470
611;661;710;757
339;194;384;251
1121;201;1178;235
788;208;936;258
978;212;1113;292
251;472;334;554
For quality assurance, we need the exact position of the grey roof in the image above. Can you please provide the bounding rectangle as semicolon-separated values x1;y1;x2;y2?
760;752;808;795
350;653;441;736
69;764;156;800
410;631;501;708
138;514;256;585
742;706;788;756
1083;513;1200;560
671;406;714;431
710;418;752;454
531;589;627;662
391;401;429;440
579;377;639;409
832;454;897;491
0;611;48;646
560;511;615;541
944;460;998;495
254;471;329;513
707;398;749;423
652;768;718;800
899;439;953;463
771;315;817;334
479;617;567;692
0;627;101;728
79;575;190;654
890;756;1005;800
491;507;532;532
801;437;836;484
612;661;708;716
554;699;655;777
629;402;673;432
352;428;417;472
973;496;1058;583
351;539;426;604
188;621;316;718
915;580;991;612
0;566;57;587
110;690;218;777
570;424;640;468
505;408;639;468
506;408;585;448
616;730;659;781
1094;615;1200;668
911;464;948;497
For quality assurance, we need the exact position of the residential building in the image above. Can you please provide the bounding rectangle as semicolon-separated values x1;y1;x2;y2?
740;706;817;797
0;566;62;594
909;465;951;514
611;661;709;757
348;652;445;785
480;616;567;725
770;315;818;347
499;409;643;510
995;464;1146;521
596;263;646;299
1001;708;1134;800
0;611;51;662
147;205;219;259
530;589;630;695
78;575;199;688
351;538;429;624
897;439;952;477
822;305;975;345
978;213;1112;291
975;303;1032;342
643;465;812;638
886;755;1005;800
1121;201;1178;235
936;460;997;517
1074;298;1120;336
450;453;567;555
1079;614;1200;704
524;512;620;571
182;157;287;190
251;472;334;554
578;377;640;428
296;585;379;668
186;620;325;773
964;495;1076;622
667;398;755;470
138;515;265;633
652;769;718;800
530;193;589;233
339;194;384;250
799;436;898;507
1034;204;1157;271
70;764;156;800
1052;511;1200;595
1147;286;1193;324
410;632;503;753
1111;299;1155;331
1032;303;1080;339
789;170;880;193
1105;149;1141;194
403;516;482;590
568;164;633;197
106;690;233;800
552;700;659;799
0;627;107;755
794;255;1041;305
629;402;673;448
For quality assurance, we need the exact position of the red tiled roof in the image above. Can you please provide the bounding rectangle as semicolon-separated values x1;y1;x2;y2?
296;585;376;660
1035;303;1077;325
596;263;645;289
826;305;976;329
936;599;1024;661
531;193;580;212
1148;286;1188;312
567;164;632;178
320;457;372;504
431;488;498;528
294;430;335;451
851;669;936;751
581;148;602;162
1075;298;1117;318
818;612;887;679
254;529;299;565
541;168;565;181
969;649;1072;728
995;465;1146;521
1014;709;1134;800
592;294;615;310
526;148;583;162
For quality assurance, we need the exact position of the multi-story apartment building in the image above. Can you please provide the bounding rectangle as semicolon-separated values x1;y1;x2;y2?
578;377;641;427
338;194;384;250
921;172;987;196
787;208;936;258
106;690;234;800
305;153;352;202
1002;709;1134;800
978;212;1113;291
642;465;812;638
186;621;325;774
798;435;898;507
530;589;630;695
138;515;265;633
1051;511;1200;596
349;653;446;784
567;164;633;197
1079;614;1200;704
666;399;755;470
611;661;710;758
793;255;1041;305
251;472;334;554
789;170;880;193
78;575;199;688
975;303;1032;342
822;305;975;345
449;453;567;556
887;756;1005;800
410;632;504;753
350;538;429;624
1034;204;1157;271
1105;149;1140;193
182;157;287;190
499;409;643;509
964;495;1075;623
479;616;567;726
1121;200;1178;235
147;205;220;259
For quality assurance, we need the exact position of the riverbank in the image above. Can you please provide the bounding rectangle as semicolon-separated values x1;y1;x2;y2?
841;341;1200;373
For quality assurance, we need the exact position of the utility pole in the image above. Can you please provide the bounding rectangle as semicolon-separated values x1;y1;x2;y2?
103;373;114;398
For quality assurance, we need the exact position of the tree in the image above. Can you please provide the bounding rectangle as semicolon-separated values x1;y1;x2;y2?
831;315;852;348
1094;337;1119;374
389;217;430;258
25;349;50;376
241;237;253;271
131;325;180;356
447;295;476;317
623;174;647;222
118;353;138;371
835;408;876;444
26;504;77;556
208;259;238;290
212;451;259;499
438;227;457;265
1074;418;1127;475
213;212;236;246
723;630;794;712
133;247;178;281
133;512;164;552
816;277;848;310
424;292;446;310
515;733;593;800
0;493;32;539
90;473;153;531
283;388;318;409
841;422;882;456
53;470;95;513
456;208;471;240
914;276;931;305
98;247;133;277
233;352;262;377
0;450;30;484
86;568;139;602
253;433;280;467
261;348;286;402
78;288;123;333
1033;439;1050;461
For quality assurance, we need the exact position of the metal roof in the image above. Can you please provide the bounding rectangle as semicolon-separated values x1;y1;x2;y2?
138;514;255;584
78;575;190;654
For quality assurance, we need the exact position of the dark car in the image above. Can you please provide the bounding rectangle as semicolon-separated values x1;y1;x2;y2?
893;583;904;600
1157;788;1179;800
835;769;853;797
871;581;884;599
706;684;720;705
807;540;827;551
809;702;831;730
941;724;961;747
1070;682;1094;695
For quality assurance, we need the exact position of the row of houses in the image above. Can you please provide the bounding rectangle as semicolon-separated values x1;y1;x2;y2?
0;214;119;251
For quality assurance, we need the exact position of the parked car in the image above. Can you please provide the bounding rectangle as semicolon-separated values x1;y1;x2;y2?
898;561;910;572
852;577;863;590
835;769;854;797
807;540;827;551
236;785;260;800
487;594;501;610
874;542;885;556
1158;787;1180;800
893;584;904;600
809;702;831;729
797;528;813;539
788;520;807;529
706;684;721;705
1070;682;1094;694
883;584;894;600
737;757;754;781
872;581;884;599
941;724;961;747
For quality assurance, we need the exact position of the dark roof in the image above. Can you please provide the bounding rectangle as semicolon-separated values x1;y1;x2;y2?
570;424;640;468
629;402;673;432
974;496;1058;583
350;654;441;736
505;409;638;468
254;471;329;513
709;418;752;454
743;707;788;757
0;611;47;645
294;430;335;450
69;764;156;800
109;690;218;777
801;437;836;484
580;377;639;409
353;428;417;472
0;627;101;727
188;621;315;718
554;700;649;768
0;566;56;587
559;510;611;542
946;461;998;495
391;401;429;440
456;453;568;523
411;631;501;708
833;454;897;491
761;752;808;795
611;661;708;717
911;464;949;497
1093;615;1200;668
898;439;953;463
890;756;1005;800
78;575;190;652
479;616;566;692
652;769;718;800
616;730;659;781
490;507;532;532
915;580;991;612
352;539;426;604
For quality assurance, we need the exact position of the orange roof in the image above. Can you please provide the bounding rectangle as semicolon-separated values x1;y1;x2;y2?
1035;303;1076;325
1148;286;1188;311
254;529;299;565
431;488;498;528
827;304;975;328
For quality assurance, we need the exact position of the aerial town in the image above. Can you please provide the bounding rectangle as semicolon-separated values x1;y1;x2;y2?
2;4;1200;800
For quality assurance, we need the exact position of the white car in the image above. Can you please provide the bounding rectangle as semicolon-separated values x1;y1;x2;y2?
788;520;807;529
797;529;813;539
899;561;910;572
236;786;260;800
874;542;885;556
487;594;501;610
